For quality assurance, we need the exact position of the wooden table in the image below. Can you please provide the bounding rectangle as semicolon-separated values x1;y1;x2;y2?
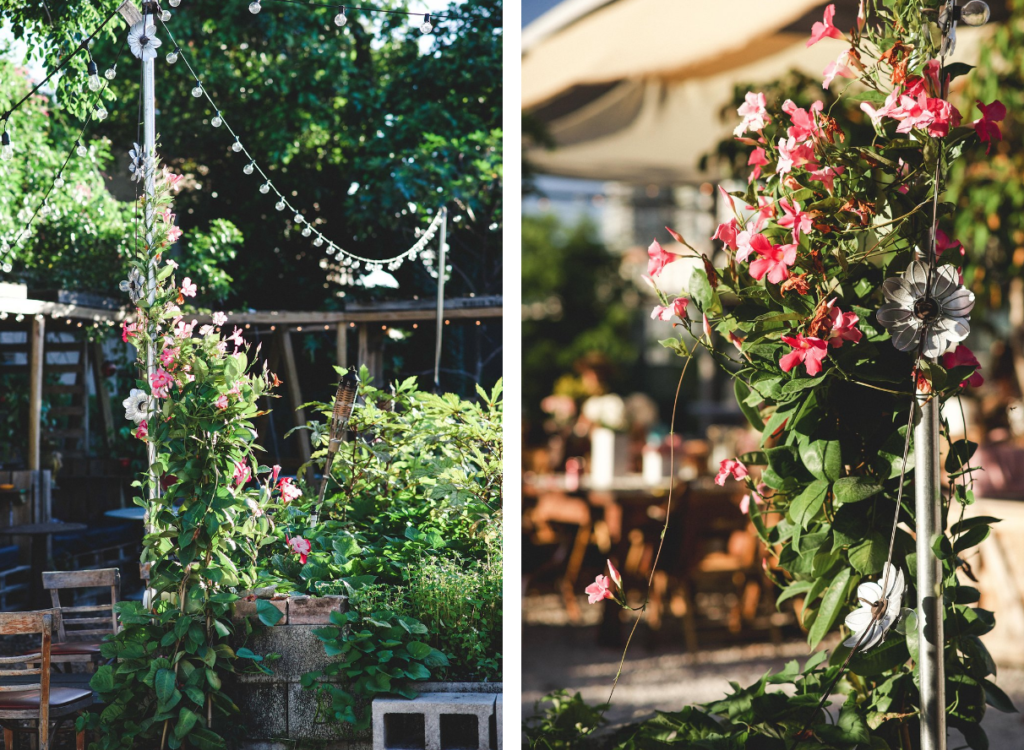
2;522;86;606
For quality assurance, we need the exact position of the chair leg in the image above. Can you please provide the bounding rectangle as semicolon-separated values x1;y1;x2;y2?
2;727;12;750
77;729;86;750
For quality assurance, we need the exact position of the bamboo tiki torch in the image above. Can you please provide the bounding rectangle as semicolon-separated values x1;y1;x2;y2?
310;371;359;524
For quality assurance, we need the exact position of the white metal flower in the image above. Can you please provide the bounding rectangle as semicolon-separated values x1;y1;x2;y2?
122;389;149;424
119;267;145;303
127;22;162;62
128;142;147;183
844;562;905;651
876;260;974;358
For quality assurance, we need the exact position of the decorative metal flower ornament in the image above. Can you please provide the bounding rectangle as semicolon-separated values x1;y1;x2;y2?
119;266;145;303
128;142;147;183
844;562;905;651
127;22;162;62
122;388;149;424
876;260;975;358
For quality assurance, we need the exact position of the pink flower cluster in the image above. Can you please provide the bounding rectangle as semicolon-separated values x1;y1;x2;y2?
288;536;311;565
584;560;622;604
861;61;961;138
779;304;863;377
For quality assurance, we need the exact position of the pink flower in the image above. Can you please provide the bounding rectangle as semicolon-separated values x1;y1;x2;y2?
199;325;215;337
777;199;814;241
823;50;857;89
749;240;797;285
973;100;1005;154
749;196;776;232
287;536;311;565
135;420;148;440
121;321;139;343
747;147;769;183
167;225;183;244
166;259;179;269
279;477;303;503
215;394;229;410
734;91;770;137
734;229;758;263
715;458;749;487
233;461;251;488
807;4;843;47
740;494;765;514
180;278;197;298
712;219;739;250
272;465;282;482
651;297;689;321
776;137;818;175
149;368;174;398
703;314;713;340
227;326;246;351
165;171;184;190
828;306;862;348
935;229;964;257
212;311;228;327
809;165;844;192
159;347;179;367
174;319;196;339
584;574;614;604
607;559;622;588
729;331;745;351
647;239;678;278
942;345;984;387
782;100;823;143
780;334;829;376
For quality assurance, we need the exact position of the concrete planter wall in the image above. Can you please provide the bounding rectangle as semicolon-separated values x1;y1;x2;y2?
228;595;501;750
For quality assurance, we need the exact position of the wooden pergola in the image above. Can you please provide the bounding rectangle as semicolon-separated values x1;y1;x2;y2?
0;287;502;470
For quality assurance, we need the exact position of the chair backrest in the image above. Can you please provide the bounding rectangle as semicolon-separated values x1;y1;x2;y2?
42;568;120;643
0;609;58;727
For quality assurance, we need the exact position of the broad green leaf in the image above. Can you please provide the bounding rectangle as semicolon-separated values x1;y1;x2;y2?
256;599;284;627
156;669;176;705
406;641;432;660
833;476;884;504
802;439;842;482
808;567;853;650
734;379;765;431
788;479;830;528
849;533;887;575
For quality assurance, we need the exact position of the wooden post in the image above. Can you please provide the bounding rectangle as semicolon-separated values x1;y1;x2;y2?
336;323;348;371
279;330;312;470
27;315;44;471
357;323;369;375
91;340;115;450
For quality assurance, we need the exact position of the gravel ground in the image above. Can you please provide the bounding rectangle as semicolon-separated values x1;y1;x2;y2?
522;596;1024;747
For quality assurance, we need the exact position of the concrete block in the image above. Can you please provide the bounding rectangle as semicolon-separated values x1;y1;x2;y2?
287;681;371;743
288;594;348;624
232;681;288;738
373;693;496;750
494;694;502;750
236;624;340;684
233;597;289;625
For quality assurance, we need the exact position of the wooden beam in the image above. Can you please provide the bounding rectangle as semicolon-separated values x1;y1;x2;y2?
91;341;114;450
278;330;312;471
336;324;348;370
27;315;44;471
0;299;128;322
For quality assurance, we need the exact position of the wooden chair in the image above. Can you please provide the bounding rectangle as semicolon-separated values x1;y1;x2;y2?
42;569;120;668
0;609;91;749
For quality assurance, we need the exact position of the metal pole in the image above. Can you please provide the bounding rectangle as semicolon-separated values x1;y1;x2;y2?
915;388;945;750
433;207;448;391
142;4;158;512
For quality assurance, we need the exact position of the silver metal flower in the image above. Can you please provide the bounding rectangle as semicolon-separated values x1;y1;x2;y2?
122;388;149;424
128;22;162;62
119;266;145;303
128;142;147;183
843;562;905;651
876;260;974;358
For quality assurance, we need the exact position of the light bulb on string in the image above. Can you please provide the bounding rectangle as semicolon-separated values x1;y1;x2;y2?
961;0;991;25
301;225;312;237
95;105;108;121
275;199;286;211
104;65;117;80
169;0;180;6
334;6;347;25
243;160;255;175
259;181;271;194
232;138;243;152
313;236;324;247
76;140;88;158
191;84;203;98
53;173;65;189
419;14;433;33
0;132;12;162
160;9;171;21
166;48;179;64
294;214;304;224
249;1;261;13
87;61;103;92
211;112;223;128
39;202;50;217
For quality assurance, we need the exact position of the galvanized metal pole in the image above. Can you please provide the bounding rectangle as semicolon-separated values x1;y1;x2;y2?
142;3;158;509
433;207;448;391
915;388;945;750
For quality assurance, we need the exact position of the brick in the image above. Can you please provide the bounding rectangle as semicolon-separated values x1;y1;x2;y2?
232;597;289;625
373;694;495;750
288;595;348;624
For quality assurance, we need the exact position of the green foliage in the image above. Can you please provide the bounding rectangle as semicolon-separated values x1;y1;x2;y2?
522;691;608;750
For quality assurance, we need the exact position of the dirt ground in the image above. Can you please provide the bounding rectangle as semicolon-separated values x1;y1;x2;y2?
522;595;1024;747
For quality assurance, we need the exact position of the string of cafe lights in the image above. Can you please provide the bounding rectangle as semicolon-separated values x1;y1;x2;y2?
164;0;454;29
0;36;132;273
156;15;452;282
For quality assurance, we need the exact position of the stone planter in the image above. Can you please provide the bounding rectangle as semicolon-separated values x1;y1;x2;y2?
228;595;501;750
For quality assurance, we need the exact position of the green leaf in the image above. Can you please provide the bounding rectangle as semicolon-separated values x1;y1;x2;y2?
404;662;431;680
954;525;990;553
983;678;1019;713
950;517;1000;535
849;634;911;677
833;476;884;504
788;479;830;528
945;439;978;473
808;567;853;650
156;669;177;705
802;439;842;482
848;533;887;575
734;380;764;431
688;269;719;313
406;641;432;660
90;665;115;693
175;708;199;739
256;599;284;627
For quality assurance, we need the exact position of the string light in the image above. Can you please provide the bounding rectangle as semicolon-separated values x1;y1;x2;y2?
212;112;223;128
86;60;103;92
75;140;88;158
249;1;262;13
334;5;347;25
419;14;433;33
166;48;179;64
230;0;455;22
170;0;181;6
105;65;117;80
243;160;254;175
1;133;12;162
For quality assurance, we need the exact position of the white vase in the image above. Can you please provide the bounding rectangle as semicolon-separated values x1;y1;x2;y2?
590;426;629;489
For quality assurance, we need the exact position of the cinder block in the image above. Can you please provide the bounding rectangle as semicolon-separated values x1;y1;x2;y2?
236;624;340;684
232;681;288;738
373;693;495;750
287;681;371;743
494;694;502;750
233;597;289;624
288;595;347;624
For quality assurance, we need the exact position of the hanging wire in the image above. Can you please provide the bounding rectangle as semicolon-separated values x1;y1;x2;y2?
243;0;456;19
155;15;447;273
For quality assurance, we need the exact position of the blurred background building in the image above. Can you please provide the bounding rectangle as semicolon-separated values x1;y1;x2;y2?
521;0;1024;740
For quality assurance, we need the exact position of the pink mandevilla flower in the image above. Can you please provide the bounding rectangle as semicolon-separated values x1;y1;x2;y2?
777;199;814;241
150;368;174;398
935;229;964;257
828;306;863;348
166;259;179;269
287;536;311;565
807;4;844;47
584;574;614;604
809;165;844;192
734;91;770;137
715;459;749;487
942;345;984;388
607;559;622;588
165;171;184;190
180;278;197;297
647;239;678;278
776;137;819;175
749;239;797;284
215;394;229;410
823;49;856;89
136;420;148;440
747;147;769;183
233;461;251;488
781;100;823;143
159;347;179;367
712;219;739;249
973;100;1006;154
212;311;228;327
740;494;765;514
228;326;246;350
651;297;689;322
780;335;829;376
279;477;303;503
272;465;282;482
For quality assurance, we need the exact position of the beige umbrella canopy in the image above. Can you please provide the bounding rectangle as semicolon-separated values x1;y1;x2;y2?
523;0;990;184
